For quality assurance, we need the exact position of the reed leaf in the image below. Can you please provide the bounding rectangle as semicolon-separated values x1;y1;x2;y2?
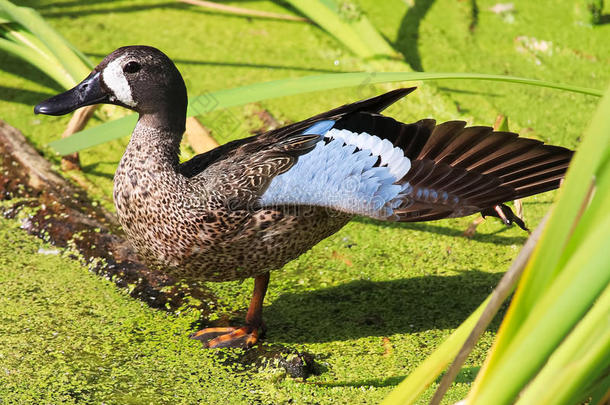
0;0;91;79
589;373;610;405
466;83;610;404
283;0;392;58
468;215;610;404
516;282;610;405
0;0;92;88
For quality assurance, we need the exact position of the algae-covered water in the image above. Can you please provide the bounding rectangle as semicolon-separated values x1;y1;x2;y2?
1;0;609;403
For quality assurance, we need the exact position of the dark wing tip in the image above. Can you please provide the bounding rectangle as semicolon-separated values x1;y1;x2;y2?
363;87;417;114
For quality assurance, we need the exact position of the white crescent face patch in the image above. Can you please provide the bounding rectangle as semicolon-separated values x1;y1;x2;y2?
101;56;137;107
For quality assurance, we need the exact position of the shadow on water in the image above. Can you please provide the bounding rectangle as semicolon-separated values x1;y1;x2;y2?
311;365;481;389
81;162;119;180
435;86;502;98
394;0;437;71
264;269;505;344
597;14;610;24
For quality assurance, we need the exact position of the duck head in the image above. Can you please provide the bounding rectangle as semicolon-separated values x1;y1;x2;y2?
35;46;187;125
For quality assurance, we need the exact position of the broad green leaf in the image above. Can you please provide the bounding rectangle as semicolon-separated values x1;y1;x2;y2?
0;0;91;87
469;84;610;399
0;36;74;89
318;0;396;57
469;212;610;404
49;71;602;155
554;155;610;272
516;283;610;405
0;0;89;81
1;24;57;68
284;0;377;58
589;373;610;405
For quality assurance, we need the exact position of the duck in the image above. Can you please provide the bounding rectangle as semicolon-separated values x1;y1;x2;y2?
35;46;573;348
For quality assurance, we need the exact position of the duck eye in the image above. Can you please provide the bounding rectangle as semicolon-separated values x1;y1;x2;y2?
123;61;141;74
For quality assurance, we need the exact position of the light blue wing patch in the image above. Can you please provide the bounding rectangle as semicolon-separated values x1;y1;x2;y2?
303;120;336;135
259;127;413;218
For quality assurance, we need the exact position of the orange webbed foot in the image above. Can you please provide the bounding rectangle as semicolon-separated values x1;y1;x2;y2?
192;273;270;349
190;324;264;348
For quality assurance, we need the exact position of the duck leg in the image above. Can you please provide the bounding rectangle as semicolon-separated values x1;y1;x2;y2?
191;272;270;348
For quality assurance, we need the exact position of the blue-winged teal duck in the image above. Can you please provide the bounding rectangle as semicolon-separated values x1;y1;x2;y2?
35;46;573;348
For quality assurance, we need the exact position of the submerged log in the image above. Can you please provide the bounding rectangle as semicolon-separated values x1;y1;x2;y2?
0;119;215;313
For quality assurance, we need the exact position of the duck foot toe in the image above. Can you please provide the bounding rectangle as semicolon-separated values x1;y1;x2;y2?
190;325;262;348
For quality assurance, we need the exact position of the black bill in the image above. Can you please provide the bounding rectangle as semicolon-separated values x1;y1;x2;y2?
34;71;107;116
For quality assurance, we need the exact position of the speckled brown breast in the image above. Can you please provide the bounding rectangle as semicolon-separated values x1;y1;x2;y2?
113;131;351;281
117;192;351;282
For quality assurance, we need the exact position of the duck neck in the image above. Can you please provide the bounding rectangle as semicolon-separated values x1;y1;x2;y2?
124;114;184;172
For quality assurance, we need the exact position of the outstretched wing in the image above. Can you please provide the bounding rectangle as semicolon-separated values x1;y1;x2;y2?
258;112;573;221
180;88;416;208
178;88;416;178
194;134;322;208
258;123;414;218
181;88;573;222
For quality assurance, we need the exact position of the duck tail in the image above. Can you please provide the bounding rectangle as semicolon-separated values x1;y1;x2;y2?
391;120;573;223
332;112;573;224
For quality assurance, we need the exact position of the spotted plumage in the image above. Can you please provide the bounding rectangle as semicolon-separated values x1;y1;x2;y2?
35;46;574;348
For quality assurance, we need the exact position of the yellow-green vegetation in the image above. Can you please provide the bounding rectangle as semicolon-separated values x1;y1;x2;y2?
1;0;609;404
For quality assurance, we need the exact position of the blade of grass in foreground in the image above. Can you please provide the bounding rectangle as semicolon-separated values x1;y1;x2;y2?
0;0;91;80
49;71;603;155
466;84;610;404
515;282;610;405
283;0;396;58
0;0;92;88
382;210;548;405
470;83;610;403
469;215;610;404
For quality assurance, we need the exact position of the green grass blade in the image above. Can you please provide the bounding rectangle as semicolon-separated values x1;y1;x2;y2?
512;156;610;405
516;283;610;405
289;3;371;57
468;84;610;395
589;373;610;405
380;296;491;405
386;209;547;405
49;71;602;155
50;114;139;155
554;155;610;272
1;24;57;66
283;0;376;58
0;37;74;89
0;0;90;82
468;215;610;404
312;0;396;57
348;13;397;58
